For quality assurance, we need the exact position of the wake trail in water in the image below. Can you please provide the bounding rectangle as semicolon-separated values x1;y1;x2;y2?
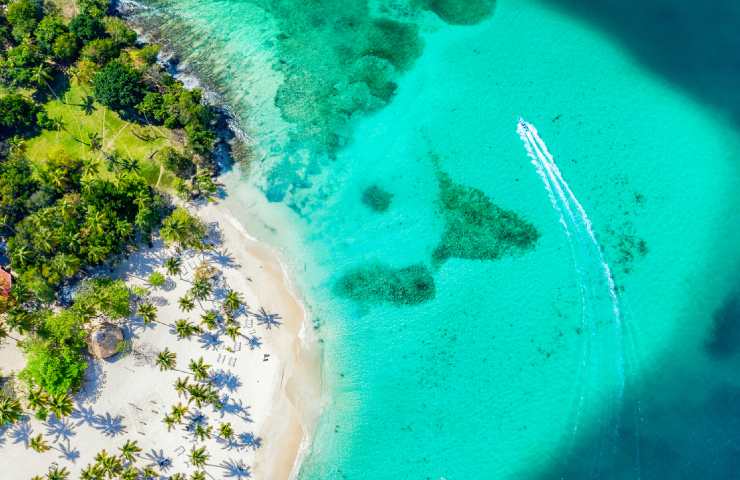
517;119;627;472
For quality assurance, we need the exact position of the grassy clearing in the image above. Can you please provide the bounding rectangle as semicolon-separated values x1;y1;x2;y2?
25;80;181;189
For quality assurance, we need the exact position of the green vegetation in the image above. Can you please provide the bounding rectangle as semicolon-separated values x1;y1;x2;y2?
0;93;41;138
335;262;435;305
433;171;539;264
0;0;222;409
15;279;130;396
160;207;208;250
92;60;142;109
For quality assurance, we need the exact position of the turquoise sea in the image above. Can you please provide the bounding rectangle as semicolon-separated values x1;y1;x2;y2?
129;0;740;478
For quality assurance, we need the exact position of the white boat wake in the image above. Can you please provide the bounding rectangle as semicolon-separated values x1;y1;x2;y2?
517;118;628;465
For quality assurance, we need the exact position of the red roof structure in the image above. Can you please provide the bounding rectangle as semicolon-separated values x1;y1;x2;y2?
0;268;11;298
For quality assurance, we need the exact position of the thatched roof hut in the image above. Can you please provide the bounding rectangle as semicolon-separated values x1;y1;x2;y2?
88;323;123;359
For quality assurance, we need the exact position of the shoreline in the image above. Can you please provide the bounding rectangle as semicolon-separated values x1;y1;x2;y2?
114;3;325;476
195;202;323;480
0;199;323;479
122;4;324;475
0;3;324;477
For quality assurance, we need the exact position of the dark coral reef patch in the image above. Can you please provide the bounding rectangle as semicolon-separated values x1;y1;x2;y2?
433;171;539;264
335;262;436;306
361;185;393;212
419;0;496;25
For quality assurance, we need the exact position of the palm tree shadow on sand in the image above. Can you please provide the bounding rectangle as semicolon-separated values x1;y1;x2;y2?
541;0;740;128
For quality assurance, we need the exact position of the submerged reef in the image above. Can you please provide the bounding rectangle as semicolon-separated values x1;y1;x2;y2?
258;0;424;154
362;185;394;212
433;172;539;264
417;0;496;25
335;262;436;305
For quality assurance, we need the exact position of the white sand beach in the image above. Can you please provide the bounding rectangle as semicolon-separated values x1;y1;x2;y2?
0;201;322;479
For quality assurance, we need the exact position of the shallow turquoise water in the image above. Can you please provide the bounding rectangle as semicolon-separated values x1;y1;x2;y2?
131;0;740;478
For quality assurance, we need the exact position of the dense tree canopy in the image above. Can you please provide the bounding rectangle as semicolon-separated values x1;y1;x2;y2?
0;154;39;232
7;171;164;295
0;39;44;87
34;15;67;53
0;93;40;136
69;13;105;43
6;0;42;41
93;60;143;109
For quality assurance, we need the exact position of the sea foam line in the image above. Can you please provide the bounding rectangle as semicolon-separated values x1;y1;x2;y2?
517;118;623;325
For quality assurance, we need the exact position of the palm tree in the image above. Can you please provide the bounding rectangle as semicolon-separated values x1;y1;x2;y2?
137;302;159;326
218;422;234;441
0;395;23;425
170;402;188;423
95;449;123;478
120;156;140;174
188;357;211;382
223;289;244;314
82;158;100;178
164;256;182;277
11;244;31;267
193;423;212;442
174;377;190;398
170;474;186;480
119;439;141;463
48;392;74;418
204;387;223;410
80;95;96;115
155;348;177;372
186;384;208;408
178;295;195;313
45;465;70;480
189;446;209;470
190;278;212;303
119;466;138;480
26;387;48;409
199;310;218;331
31;64;56;98
79;464;104;480
174;319;199;340
225;323;241;344
141;466;159;480
86;131;103;153
190;471;206;480
29;434;50;452
162;414;177;432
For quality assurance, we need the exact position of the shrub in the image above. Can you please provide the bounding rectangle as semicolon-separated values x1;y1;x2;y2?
93;60;142;109
80;37;120;64
159;147;195;178
78;0;109;18
74;278;132;319
20;310;88;395
147;271;165;288
103;16;136;47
